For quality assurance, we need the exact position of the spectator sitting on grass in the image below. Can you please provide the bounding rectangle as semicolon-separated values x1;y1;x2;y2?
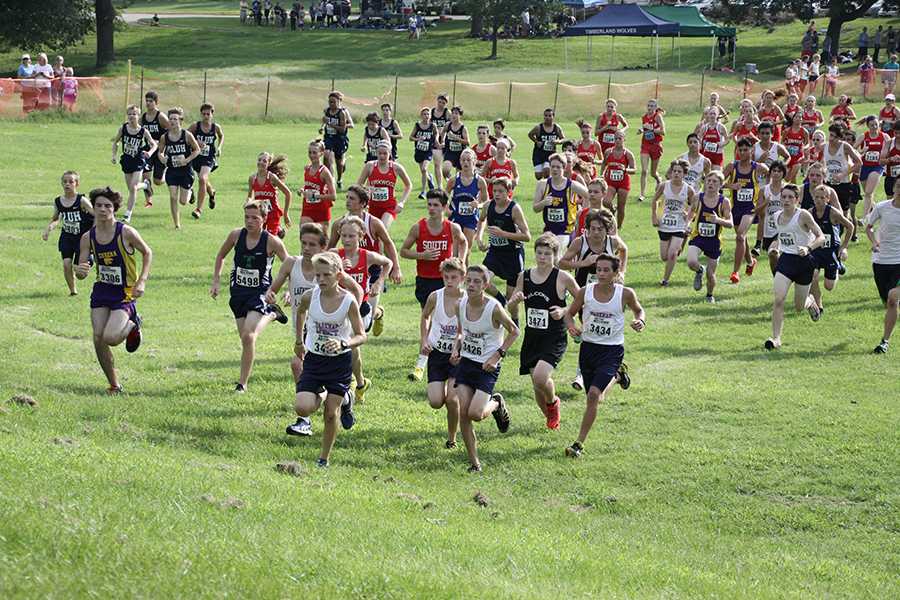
151;13;160;26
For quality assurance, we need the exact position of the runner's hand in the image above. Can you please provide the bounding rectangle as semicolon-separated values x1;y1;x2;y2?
422;248;440;260
133;279;146;299
389;267;402;285
41;229;49;242
421;342;432;356
507;290;524;305
284;213;293;228
210;281;220;299
282;290;292;306
294;340;305;360
75;263;90;278
265;289;277;305
483;354;499;372
549;306;566;320
567;323;582;338
631;318;645;332
449;351;460;365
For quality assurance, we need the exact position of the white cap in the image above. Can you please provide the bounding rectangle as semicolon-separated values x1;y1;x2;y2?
887;94;896;101
21;54;30;60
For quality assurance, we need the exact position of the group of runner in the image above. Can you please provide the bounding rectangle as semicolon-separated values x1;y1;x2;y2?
42;87;900;470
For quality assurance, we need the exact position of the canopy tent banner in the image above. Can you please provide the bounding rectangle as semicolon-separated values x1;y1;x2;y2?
561;0;608;8
563;3;680;37
644;5;736;38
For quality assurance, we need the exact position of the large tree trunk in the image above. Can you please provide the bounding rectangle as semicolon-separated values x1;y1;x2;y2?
470;13;483;37
826;0;879;60
489;17;498;59
95;0;115;68
825;18;843;60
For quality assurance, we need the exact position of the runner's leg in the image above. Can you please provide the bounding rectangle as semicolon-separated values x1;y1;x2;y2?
237;310;275;388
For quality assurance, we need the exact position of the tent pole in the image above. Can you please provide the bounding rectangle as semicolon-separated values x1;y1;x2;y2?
564;36;568;70
655;34;660;98
710;35;715;70
678;32;681;69
588;35;592;72
611;35;615;71
732;37;737;71
671;35;675;69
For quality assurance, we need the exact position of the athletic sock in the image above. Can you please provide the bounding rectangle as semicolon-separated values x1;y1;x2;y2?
415;354;427;369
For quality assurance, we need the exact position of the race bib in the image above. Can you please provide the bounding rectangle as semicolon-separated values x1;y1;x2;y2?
313;334;341;356
779;232;796;247
643;130;656;141
661;215;679;229
698;222;716;237
324;125;336;136
199;144;211;157
434;336;454;354
737;188;754;203
98;265;123;286
461;333;484;357
458;201;476;216
827;161;843;179
371;187;390;202
416;140;430;152
587;315;613;339
788;145;800;156
865;150;880;163
822;234;832;248
543;139;555;152
449;141;462;152
609;169;624;182
526;307;549;330
488;233;508;247
704;141;718;153
305;189;320;204
546;207;565;223
891;164;900;178
235;267;260;288
62;216;80;235
767;216;777;233
602;132;615;144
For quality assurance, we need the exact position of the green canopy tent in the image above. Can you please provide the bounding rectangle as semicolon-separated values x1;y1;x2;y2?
645;5;736;69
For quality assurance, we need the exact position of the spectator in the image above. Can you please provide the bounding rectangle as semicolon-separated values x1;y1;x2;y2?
727;36;735;63
717;36;727;64
416;11;425;36
888;25;897;55
309;2;318;27
801;29;813;59
264;0;272;24
253;0;262;25
521;8;530;38
859;27;869;62
51;55;64;108
408;12;417;39
875;25;884;63
274;2;286;27
883;53;900;97
62;67;78;111
32;53;55;111
16;54;35;113
824;56;840;98
290;5;297;30
151;13;160;26
325;0;334;27
859;55;875;98
16;53;33;78
240;0;249;24
298;3;306;29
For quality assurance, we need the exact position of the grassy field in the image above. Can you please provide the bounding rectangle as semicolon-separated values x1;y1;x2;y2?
1;106;899;597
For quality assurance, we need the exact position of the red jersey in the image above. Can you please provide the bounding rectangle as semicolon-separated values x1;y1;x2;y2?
604;149;630;190
800;109;821;133
862;131;889;167
783;127;806;165
784;104;800;121
576;140;601;179
485;157;514;182
808;145;823;165
880;106;898;137
367;162;398;219
337;247;370;301
597;112;621;151
758;106;782;141
302;164;333;222
251;174;282;235
416;218;452;279
640;113;663;148
473;143;495;168
887;141;900;178
575;206;599;238
358;213;379;252
831;104;852;120
700;124;724;166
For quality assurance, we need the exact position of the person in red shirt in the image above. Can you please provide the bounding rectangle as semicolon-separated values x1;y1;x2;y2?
356;141;412;232
471;124;496;171
574;119;603;180
602;130;637;230
246;151;293;237
481;138;519;193
638;99;666;202
595;98;628;155
696;107;728;168
757;90;785;142
301;139;336;230
782;115;810;183
831;95;857;128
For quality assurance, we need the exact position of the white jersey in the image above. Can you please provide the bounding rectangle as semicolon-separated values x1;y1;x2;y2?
823;142;849;184
679;152;706;190
763;184;784;238
867;200;900;264
659;180;689;233
581;283;625;346
290;257;316;315
753;141;782;166
775;209;813;255
459;295;503;362
304;287;353;356
426;288;460;355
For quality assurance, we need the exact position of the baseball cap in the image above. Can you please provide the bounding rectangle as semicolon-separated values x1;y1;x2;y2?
887;94;896;101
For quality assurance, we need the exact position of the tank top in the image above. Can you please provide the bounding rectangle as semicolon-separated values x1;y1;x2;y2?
120;124;146;158
753;141;780;166
831;104;851;120
140;111;163;141
823;142;849;183
230;228;272;295
444;122;467;153
811;203;839;251
304;287;353;356
523;268;566;335
364;126;384;158
450;173;480;220
303;164;331;206
164;130;189;168
758;106;782;139
337;247;370;301
761;184;784;238
659;181;689;233
430;107;449;132
473;143;495;167
416;218;452;279
880;106;897;133
485;200;521;252
775;209;813;255
426;288;459;354
800;109;821;134
604;149;629;186
485;158;515;194
581;283;625;346
323;107;344;137
641;113;662;144
731;161;760;207
574;236;614;287
194;121;217;159
784;104;800;121
862;131;888;167
290;257;316;309
691;193;726;241
90;222;137;302
55;194;93;237
597;112;621;145
412;122;437;152
358;213;379;252
535;123;562;153
784;127;806;160
251;174;282;234
459;295;502;362
700;124;723;161
576;140;600;178
887;141;900;178
381;118;400;154
679;152;706;190
367;162;397;208
541;177;577;235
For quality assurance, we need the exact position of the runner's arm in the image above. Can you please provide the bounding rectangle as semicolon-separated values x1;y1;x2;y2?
396;163;413;207
75;232;92;279
124;226;153;297
419;292;437;353
399;223;420;260
183;130;202;164
265;256;294;304
42;205;61;240
210;229;240;298
142;129;158;158
374;219;402;283
451;222;469;262
346;299;368;349
271;174;294;225
623;287;645;332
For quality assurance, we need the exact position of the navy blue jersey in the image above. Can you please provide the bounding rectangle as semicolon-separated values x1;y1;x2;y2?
443;123;467;153
55;194;93;238
485;200;522;252
364;126;384;159
164;130;190;168
140;111;164;141
193;121;217;160
431;107;450;131
120;124;146;159
811;204;840;253
412;122;437;153
230;229;273;296
323;108;346;139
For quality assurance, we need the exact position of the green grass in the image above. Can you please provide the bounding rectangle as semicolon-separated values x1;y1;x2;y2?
1;111;899;597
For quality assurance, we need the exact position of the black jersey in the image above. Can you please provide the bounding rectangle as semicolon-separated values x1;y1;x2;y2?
193;121;217;159
381;118;400;152
443;122;467;153
323;108;346;139
412;122;437;153
55;194;93;238
140;111;164;141
801;182;815;211
811;204;840;252
364;126;384;159
164;130;190;168
120;124;145;158
230;228;273;296
486;200;521;252
431;107;450;132
523;268;566;335
534;123;563;153
574;237;614;287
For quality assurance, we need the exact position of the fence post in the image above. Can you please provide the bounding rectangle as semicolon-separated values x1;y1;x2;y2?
203;70;207;103
742;71;748;99
264;76;271;118
451;73;457;106
699;70;706;112
393;74;399;114
553;74;560;113
507;81;512;119
124;59;132;112
139;66;144;104
331;78;335;92
606;71;612;100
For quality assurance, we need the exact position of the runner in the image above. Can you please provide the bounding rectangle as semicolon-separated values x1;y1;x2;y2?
361;112;390;163
758;90;785;142
380;103;402;160
187;103;223;219
601;131;636;230
534;153;588;259
595;98;628;155
357;140;413;232
764;183;826;350
482;138;519;194
800;95;825;137
247;152;293;238
696;107;728;168
562;253;645;458
574;179;617;238
881;130;900;206
651;159;696;287
431;94;451;189
321;91;352;189
418;257;466;447
400;188;468;381
410;107;439;199
157;107;201;230
110;104;155;222
490;118;517;154
300;139;336;230
210;201;289;392
440;106;470;181
808;129;826;168
266;222;363;437
477;177;531;322
42;171;94;295
706;92;729;122
574;119;604;180
723;139;769;283
823;123;862;241
752;122;791;167
686;171;734;303
756;160;788;274
783;93;802;125
801;162;843;212
858;115;890;214
140;91;169;207
809;184;853;313
730;102;760;158
472;124;496;171
638;99;666;202
293;251;368;467
447;148;489;254
866;178;900;353
452;264;518;472
506;233;579;430
679;133;712;192
879;93;900;136
843;127;864;238
528;108;565;180
831;94;857;127
74;187;152;394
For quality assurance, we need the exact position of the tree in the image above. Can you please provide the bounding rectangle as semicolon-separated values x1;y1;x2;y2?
822;0;899;61
95;0;116;68
463;0;563;59
0;0;94;53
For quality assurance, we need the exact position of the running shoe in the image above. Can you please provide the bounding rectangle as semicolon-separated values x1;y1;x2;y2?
355;378;372;404
340;392;355;430
571;374;584;391
807;304;821;322
546;398;561;430
467;463;482;473
418;192;426;200
337;180;343;191
706;295;716;303
286;417;312;436
125;313;142;353
445;439;457;449
234;383;246;393
659;279;669;287
188;189;195;204
269;303;289;324
407;366;424;382
427;173;435;190
616;363;631;390
729;271;740;284
208;188;216;210
638;195;644;202
191;209;201;220
745;257;757;276
693;266;705;291
851;234;859;242
372;306;384;337
121;213;131;224
838;262;847;276
764;339;779;351
751;241;761;258
491;393;510;433
873;339;889;354
106;385;123;395
315;457;329;468
565;442;583;458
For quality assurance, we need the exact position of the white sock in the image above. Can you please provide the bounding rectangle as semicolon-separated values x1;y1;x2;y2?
415;354;427;369
342;392;351;407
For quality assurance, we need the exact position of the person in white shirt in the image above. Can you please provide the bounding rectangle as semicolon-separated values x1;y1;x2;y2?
866;178;900;353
